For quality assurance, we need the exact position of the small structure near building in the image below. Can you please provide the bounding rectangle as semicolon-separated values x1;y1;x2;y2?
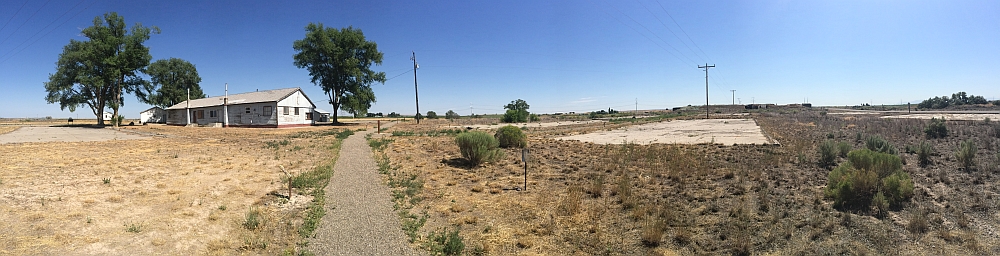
139;107;166;124
102;111;114;120
165;87;317;128
313;108;330;122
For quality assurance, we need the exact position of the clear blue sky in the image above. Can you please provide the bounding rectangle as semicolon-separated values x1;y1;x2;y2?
1;0;998;118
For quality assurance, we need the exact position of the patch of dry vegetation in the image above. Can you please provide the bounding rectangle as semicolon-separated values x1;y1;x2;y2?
0;124;355;255
381;108;1000;255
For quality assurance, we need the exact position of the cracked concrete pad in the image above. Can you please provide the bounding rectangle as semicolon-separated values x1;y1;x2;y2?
557;119;772;145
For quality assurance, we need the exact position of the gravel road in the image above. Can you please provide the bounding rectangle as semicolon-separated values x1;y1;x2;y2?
307;127;421;255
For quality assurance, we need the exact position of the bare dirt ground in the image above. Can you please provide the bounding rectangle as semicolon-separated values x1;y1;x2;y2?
556;119;772;145
0;124;352;255
0;127;149;144
374;109;1000;255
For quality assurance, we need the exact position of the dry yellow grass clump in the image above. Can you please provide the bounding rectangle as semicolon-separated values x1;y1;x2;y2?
0;124;352;255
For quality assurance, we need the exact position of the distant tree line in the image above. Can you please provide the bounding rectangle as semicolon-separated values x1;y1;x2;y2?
917;92;990;109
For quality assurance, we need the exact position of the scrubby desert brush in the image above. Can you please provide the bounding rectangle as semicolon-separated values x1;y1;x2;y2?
956;139;977;170
454;132;503;165
917;141;933;167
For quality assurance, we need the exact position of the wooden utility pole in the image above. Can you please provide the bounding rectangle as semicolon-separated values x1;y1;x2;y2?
699;63;715;119
411;51;420;124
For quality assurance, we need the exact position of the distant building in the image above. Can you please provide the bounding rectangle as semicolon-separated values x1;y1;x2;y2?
165;87;317;128
139;107;166;124
313;108;330;122
103;111;114;120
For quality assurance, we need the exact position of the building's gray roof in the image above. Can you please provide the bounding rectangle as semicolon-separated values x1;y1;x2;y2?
314;108;330;114
140;107;164;113
166;88;307;110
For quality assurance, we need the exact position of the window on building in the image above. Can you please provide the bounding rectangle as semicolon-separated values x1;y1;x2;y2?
283;106;289;115
306;111;312;120
245;107;250;114
294;107;299;115
197;110;204;119
263;106;272;116
210;110;217;118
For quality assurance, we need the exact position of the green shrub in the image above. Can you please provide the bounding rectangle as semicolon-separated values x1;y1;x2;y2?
882;171;914;208
925;117;948;139
956;139;977;170
455;132;503;165
837;142;851;158
826;149;913;214
426;111;438;119
494;125;526;148
426;227;464;255
848;149;902;179
818;140;837;168
917;141;933;167
529;114;540;122
865;135;898;155
502;109;528;123
445;110;460;120
872;191;889;218
336;129;354;139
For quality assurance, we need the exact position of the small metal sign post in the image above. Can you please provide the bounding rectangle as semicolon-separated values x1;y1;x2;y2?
521;148;529;191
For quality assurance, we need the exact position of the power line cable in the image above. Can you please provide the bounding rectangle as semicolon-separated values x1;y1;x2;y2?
592;0;692;66
653;0;736;89
0;0;31;35
0;0;85;62
0;0;93;65
383;69;412;82
636;0;707;63
0;0;52;47
604;0;698;64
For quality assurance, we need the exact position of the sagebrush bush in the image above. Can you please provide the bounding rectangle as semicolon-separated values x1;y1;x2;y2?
837;142;852;158
925;117;948;139
956;139;977;170
826;149;913;214
865;135;898;155
917;141;933;167
494;125;526;148
882;171;914;208
818;140;837;168
455;132;503;165
426;227;464;255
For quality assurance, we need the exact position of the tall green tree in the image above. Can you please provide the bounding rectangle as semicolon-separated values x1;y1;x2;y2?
44;12;159;126
292;23;385;124
502;99;530;123
139;58;205;108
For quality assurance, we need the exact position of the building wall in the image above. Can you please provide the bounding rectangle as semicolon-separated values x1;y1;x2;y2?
166;109;188;124
276;91;315;126
140;109;166;124
227;102;278;126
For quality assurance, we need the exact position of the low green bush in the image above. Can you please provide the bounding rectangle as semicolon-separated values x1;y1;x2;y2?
837;142;852;158
826;149;913;214
917;141;933;167
495;125;526;148
865;135;898;155
426;227;464;255
818;140;837;168
445;110;460;120
455;132;503;165
956;139;977;170
426;111;438;119
925;117;948;139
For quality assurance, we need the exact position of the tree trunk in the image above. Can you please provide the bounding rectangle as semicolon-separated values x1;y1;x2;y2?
112;78;122;127
329;91;338;124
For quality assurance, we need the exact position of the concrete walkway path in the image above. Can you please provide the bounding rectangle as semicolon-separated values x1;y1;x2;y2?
307;126;420;255
0;127;148;144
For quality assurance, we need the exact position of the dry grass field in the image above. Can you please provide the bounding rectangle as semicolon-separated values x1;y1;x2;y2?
0;124;356;255
375;109;1000;255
